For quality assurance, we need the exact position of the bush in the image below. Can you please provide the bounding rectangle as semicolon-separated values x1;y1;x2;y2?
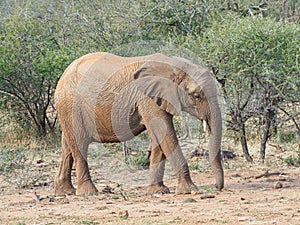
284;155;300;166
0;11;81;136
189;15;299;161
280;132;296;143
125;151;150;169
0;148;45;189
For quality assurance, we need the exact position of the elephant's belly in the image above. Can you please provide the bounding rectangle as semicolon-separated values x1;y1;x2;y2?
94;107;146;143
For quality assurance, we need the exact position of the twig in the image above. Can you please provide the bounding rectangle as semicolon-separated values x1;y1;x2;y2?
118;186;129;201
200;195;215;199
255;170;287;179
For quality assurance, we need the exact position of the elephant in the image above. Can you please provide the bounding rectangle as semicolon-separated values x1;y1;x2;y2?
54;52;224;196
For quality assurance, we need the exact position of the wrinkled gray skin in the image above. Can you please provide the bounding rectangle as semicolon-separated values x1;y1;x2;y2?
54;52;224;196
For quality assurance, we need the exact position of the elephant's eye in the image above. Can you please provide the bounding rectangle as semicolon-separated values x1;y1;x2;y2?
193;93;201;100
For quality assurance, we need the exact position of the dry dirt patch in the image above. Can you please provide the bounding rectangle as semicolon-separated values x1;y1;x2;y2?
0;147;299;225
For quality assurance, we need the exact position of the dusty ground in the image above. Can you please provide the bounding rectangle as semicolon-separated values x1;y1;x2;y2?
0;142;299;225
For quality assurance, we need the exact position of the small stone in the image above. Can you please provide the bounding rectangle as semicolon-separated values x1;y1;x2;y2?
34;192;41;201
232;173;241;178
238;216;252;222
274;181;283;189
152;193;163;198
36;159;44;164
183;198;197;203
102;185;114;194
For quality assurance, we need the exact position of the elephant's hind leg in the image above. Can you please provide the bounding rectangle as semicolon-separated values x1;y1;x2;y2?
65;134;98;196
54;134;76;196
74;149;99;196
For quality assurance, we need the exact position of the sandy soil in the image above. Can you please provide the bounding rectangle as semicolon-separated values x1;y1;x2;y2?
0;143;299;225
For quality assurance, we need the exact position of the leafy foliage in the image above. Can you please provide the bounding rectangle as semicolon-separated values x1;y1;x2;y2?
0;10;82;135
191;15;299;161
0;0;299;163
0;147;45;188
284;152;300;166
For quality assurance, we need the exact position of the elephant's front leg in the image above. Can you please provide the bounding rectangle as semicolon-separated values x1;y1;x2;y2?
147;147;170;194
167;144;198;194
141;107;198;194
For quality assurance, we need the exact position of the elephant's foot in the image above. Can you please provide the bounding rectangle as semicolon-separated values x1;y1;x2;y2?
175;178;198;195
76;179;98;196
147;183;170;195
54;179;76;196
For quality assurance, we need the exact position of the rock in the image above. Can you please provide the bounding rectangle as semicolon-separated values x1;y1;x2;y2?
189;149;236;160
152;193;163;198
102;185;114;194
232;173;241;178
238;216;252;222
221;150;236;159
36;159;44;164
183;198;197;203
34;192;41;201
188;149;208;159
274;181;283;189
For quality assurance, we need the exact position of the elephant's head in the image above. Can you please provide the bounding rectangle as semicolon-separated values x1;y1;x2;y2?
133;54;224;190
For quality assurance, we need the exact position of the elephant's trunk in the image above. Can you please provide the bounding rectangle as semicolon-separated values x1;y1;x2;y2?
207;95;224;190
183;66;224;190
199;72;224;191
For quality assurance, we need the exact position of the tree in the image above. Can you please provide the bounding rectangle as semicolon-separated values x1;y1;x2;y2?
192;16;299;162
0;10;81;136
0;0;218;137
1;0;299;145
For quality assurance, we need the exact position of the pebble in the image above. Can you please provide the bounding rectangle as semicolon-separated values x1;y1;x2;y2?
274;181;283;189
183;198;197;203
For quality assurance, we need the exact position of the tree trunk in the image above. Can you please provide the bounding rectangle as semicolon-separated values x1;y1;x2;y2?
260;108;272;163
240;123;253;162
260;85;277;163
236;113;253;162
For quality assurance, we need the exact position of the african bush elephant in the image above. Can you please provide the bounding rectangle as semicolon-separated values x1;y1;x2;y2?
54;52;224;196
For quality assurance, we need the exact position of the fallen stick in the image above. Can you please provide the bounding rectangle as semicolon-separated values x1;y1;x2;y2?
200;195;215;199
255;170;287;179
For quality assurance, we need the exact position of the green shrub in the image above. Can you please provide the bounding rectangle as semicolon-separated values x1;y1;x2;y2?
189;161;201;171
125;151;149;169
0;148;45;189
280;132;296;143
284;155;300;166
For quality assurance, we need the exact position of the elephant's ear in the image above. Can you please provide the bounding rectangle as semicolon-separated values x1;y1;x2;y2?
133;75;195;116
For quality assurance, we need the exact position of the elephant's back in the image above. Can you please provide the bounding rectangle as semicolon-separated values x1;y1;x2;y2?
56;52;148;90
54;52;148;108
56;52;110;90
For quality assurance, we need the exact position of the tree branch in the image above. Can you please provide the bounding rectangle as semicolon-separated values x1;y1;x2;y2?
277;105;300;133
